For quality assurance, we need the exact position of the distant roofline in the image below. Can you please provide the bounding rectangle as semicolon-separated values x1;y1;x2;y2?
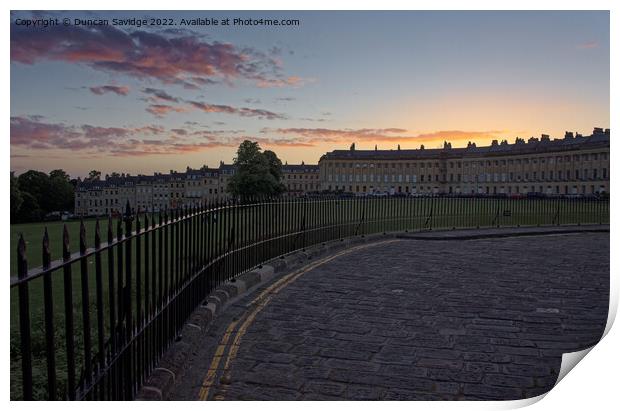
77;161;318;189
320;128;610;161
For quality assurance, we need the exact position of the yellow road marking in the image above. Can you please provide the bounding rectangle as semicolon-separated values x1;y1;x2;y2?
198;239;399;400
197;320;238;400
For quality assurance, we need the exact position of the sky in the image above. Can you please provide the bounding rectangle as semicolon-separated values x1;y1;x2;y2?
10;10;610;178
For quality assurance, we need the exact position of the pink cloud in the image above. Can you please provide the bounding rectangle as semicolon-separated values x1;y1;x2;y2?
89;85;130;96
145;104;189;117
9;115;279;157
577;41;599;49
188;100;286;120
11;23;304;89
256;76;313;88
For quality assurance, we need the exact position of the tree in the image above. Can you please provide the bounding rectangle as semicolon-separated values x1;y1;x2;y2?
16;192;43;222
17;170;52;212
88;170;102;181
227;140;284;199
48;169;74;212
12;169;76;222
263;150;285;194
49;169;70;181
10;173;23;222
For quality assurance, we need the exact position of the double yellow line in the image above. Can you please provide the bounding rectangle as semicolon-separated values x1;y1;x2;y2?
197;239;399;401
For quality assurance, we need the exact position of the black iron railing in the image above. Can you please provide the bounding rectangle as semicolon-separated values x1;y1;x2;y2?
10;196;609;400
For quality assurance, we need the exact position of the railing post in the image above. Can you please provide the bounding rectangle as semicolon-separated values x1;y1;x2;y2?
94;220;105;399
17;234;33;400
62;225;76;400
78;220;93;395
106;217;117;399
123;201;133;399
42;228;57;400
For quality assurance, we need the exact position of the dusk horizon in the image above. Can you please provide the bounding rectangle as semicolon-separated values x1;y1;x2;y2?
11;10;610;178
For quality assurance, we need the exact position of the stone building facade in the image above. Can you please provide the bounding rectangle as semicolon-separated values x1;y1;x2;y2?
318;128;610;196
74;161;322;216
75;165;229;217
282;162;321;196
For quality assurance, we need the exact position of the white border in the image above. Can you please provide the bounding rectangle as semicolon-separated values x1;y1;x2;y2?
3;2;616;410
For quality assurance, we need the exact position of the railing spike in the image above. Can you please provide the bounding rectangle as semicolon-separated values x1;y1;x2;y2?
107;215;114;242
116;217;123;238
62;224;70;260
95;219;101;249
42;228;50;264
17;234;27;277
79;219;87;254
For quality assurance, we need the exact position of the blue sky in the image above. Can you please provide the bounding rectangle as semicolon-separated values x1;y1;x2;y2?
10;10;609;177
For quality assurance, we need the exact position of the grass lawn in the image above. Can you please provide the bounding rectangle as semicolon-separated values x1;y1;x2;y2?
11;217;122;276
10;197;609;399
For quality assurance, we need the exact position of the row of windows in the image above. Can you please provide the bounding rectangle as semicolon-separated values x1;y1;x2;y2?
286;183;320;190
325;184;607;195
286;174;319;179
327;167;608;183
325;152;609;170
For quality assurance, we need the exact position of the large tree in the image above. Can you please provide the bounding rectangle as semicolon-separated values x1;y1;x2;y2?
227;141;284;199
48;169;74;212
17;170;52;212
12;169;75;222
16;192;43;222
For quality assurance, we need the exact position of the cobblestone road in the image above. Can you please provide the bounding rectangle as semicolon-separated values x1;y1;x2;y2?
169;232;609;401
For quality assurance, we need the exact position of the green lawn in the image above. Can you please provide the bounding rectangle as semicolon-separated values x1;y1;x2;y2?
11;217;122;276
10;197;609;399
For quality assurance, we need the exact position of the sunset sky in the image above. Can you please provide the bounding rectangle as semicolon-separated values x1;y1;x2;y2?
10;10;609;178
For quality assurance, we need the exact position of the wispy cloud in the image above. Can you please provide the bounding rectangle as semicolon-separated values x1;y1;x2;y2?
256;76;313;88
11;21;307;89
142;87;179;103
10;115;308;157
577;41;599;49
145;104;189;117
89;85;130;96
187;100;286;120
